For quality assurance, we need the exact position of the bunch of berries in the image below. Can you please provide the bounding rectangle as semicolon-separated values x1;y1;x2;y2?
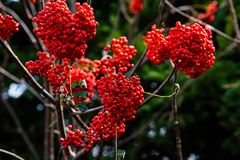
101;36;137;74
25;52;69;93
144;22;215;78
129;0;143;15
32;0;98;60
0;14;19;40
60;124;85;149
61;71;144;151
198;1;218;23
97;72;144;122
167;22;215;78
143;24;168;64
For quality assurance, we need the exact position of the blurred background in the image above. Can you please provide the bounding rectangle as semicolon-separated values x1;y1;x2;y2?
0;0;240;159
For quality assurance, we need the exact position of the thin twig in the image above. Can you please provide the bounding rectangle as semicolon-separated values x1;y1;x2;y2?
119;0;133;24
0;66;46;104
0;40;55;104
115;127;118;160
87;0;92;6
39;0;45;10
141;67;176;107
227;0;240;39
156;0;165;27
73;105;104;114
73;148;85;160
171;72;183;160
0;1;39;49
126;52;146;78
0;149;25;160
1;97;40;160
164;0;240;44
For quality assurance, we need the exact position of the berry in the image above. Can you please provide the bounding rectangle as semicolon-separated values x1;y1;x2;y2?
0;14;19;40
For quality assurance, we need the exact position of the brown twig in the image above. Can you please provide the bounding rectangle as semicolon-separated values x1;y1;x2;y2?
141;67;176;107
156;0;165;27
0;1;40;49
0;66;46;104
73;105;104;114
227;0;240;39
126;52;146;78
171;72;183;160
0;149;25;160
164;0;240;44
1;96;40;160
0;40;55;104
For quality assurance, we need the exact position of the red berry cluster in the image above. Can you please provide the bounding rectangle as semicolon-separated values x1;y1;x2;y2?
129;0;143;15
32;0;98;60
85;111;126;151
167;22;215;78
144;22;215;78
25;52;68;93
0;13;19;40
97;72;144;122
60;124;85;148
61;72;144;151
198;1;218;24
100;36;137;74
143;24;168;64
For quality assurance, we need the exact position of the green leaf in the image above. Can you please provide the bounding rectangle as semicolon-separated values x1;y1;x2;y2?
72;91;89;98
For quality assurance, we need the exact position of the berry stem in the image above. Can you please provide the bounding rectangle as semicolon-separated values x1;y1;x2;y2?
144;84;179;98
141;67;176;106
171;72;183;160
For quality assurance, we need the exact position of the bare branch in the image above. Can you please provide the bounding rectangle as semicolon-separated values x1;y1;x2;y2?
0;40;55;104
0;66;46;104
164;0;240;44
0;149;25;160
73;105;104;114
171;72;183;160
1;97;40;160
141;67;176;107
227;0;240;39
0;1;40;49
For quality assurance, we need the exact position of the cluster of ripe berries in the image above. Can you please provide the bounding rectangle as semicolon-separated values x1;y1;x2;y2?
198;1;218;24
129;0;143;15
60;72;144;152
143;22;215;78
32;0;98;60
0;13;19;40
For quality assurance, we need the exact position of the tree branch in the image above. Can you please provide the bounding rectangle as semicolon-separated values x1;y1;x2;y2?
0;149;25;160
227;0;240;39
171;72;183;160
1;97;40;160
141;67;176;107
0;40;56;104
164;0;240;44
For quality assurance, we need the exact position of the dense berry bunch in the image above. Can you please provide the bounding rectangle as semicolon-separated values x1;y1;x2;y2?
32;0;98;60
167;22;215;78
144;22;215;78
61;72;144;151
198;1;218;23
129;0;143;14
85;111;126;151
97;72;144;122
0;14;19;40
25;52;68;93
101;36;137;74
60;124;85;148
143;24;168;64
